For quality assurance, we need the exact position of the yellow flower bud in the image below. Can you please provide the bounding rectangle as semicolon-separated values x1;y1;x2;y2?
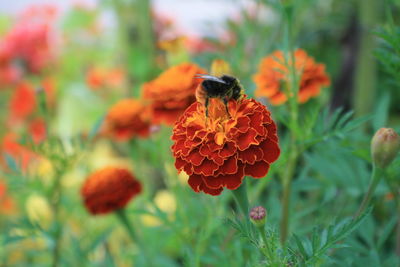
26;194;53;229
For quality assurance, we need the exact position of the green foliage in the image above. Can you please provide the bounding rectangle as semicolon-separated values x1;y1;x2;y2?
291;208;371;266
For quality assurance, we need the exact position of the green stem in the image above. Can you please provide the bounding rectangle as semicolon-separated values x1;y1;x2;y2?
51;167;65;267
231;181;251;261
115;209;138;243
354;165;383;218
280;3;300;245
232;180;249;216
259;226;274;262
396;203;400;256
111;0;156;96
280;146;298;244
353;0;379;119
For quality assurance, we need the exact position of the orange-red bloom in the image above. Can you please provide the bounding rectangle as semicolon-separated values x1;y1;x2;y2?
81;167;142;215
9;82;36;121
142;63;206;125
105;99;152;140
171;97;280;195
253;49;330;105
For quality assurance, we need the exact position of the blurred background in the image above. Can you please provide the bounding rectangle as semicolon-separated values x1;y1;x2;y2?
1;0;399;266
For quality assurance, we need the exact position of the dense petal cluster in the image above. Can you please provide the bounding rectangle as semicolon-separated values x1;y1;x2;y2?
105;99;152;140
81;167;142;215
253;49;330;105
171;97;280;195
142;63;206;125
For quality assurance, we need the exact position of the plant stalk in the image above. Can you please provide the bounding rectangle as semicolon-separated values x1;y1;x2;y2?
354;165;382;218
280;3;300;245
50;164;67;267
280;146;298;244
115;209;138;243
232;180;249;216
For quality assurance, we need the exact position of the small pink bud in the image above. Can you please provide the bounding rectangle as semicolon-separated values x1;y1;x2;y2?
371;128;400;168
249;206;266;227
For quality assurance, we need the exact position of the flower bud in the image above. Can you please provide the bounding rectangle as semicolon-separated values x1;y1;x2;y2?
249;206;267;228
371;128;400;168
26;194;53;229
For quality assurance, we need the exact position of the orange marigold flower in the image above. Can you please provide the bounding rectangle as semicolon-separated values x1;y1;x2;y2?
142;63;206;125
81;167;142;215
253;49;330;105
86;67;125;90
171;97;280;195
105;99;152;140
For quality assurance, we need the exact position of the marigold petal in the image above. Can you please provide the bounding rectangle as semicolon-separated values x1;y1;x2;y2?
193;159;219;176
236;128;259;151
260;139;280;163
188;174;202;192
186;149;205;166
218;141;236;158
214;132;225;146
244;161;270;178
203;164;244;190
238;146;264;164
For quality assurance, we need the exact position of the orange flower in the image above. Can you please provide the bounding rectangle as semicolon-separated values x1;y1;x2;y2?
0;180;14;214
86;67;125;90
81;167;142;215
253;49;330;105
171;96;280;195
1;133;38;171
105;99;152;140
142;63;206;125
9;82;36;121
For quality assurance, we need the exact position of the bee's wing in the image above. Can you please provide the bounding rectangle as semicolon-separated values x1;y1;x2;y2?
194;74;227;84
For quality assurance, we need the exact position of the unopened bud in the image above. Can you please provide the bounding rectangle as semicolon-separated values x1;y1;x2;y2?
371;128;400;168
249;206;266;227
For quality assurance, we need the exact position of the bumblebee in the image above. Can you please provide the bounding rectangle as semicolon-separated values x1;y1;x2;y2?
195;74;244;117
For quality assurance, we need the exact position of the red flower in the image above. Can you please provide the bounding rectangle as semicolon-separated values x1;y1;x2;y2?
142;63;206;125
253;49;330;105
105;99;152;140
171;97;280;195
29;118;47;144
0;44;20;88
81;167;142;215
0;180;14;214
9;82;36;121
